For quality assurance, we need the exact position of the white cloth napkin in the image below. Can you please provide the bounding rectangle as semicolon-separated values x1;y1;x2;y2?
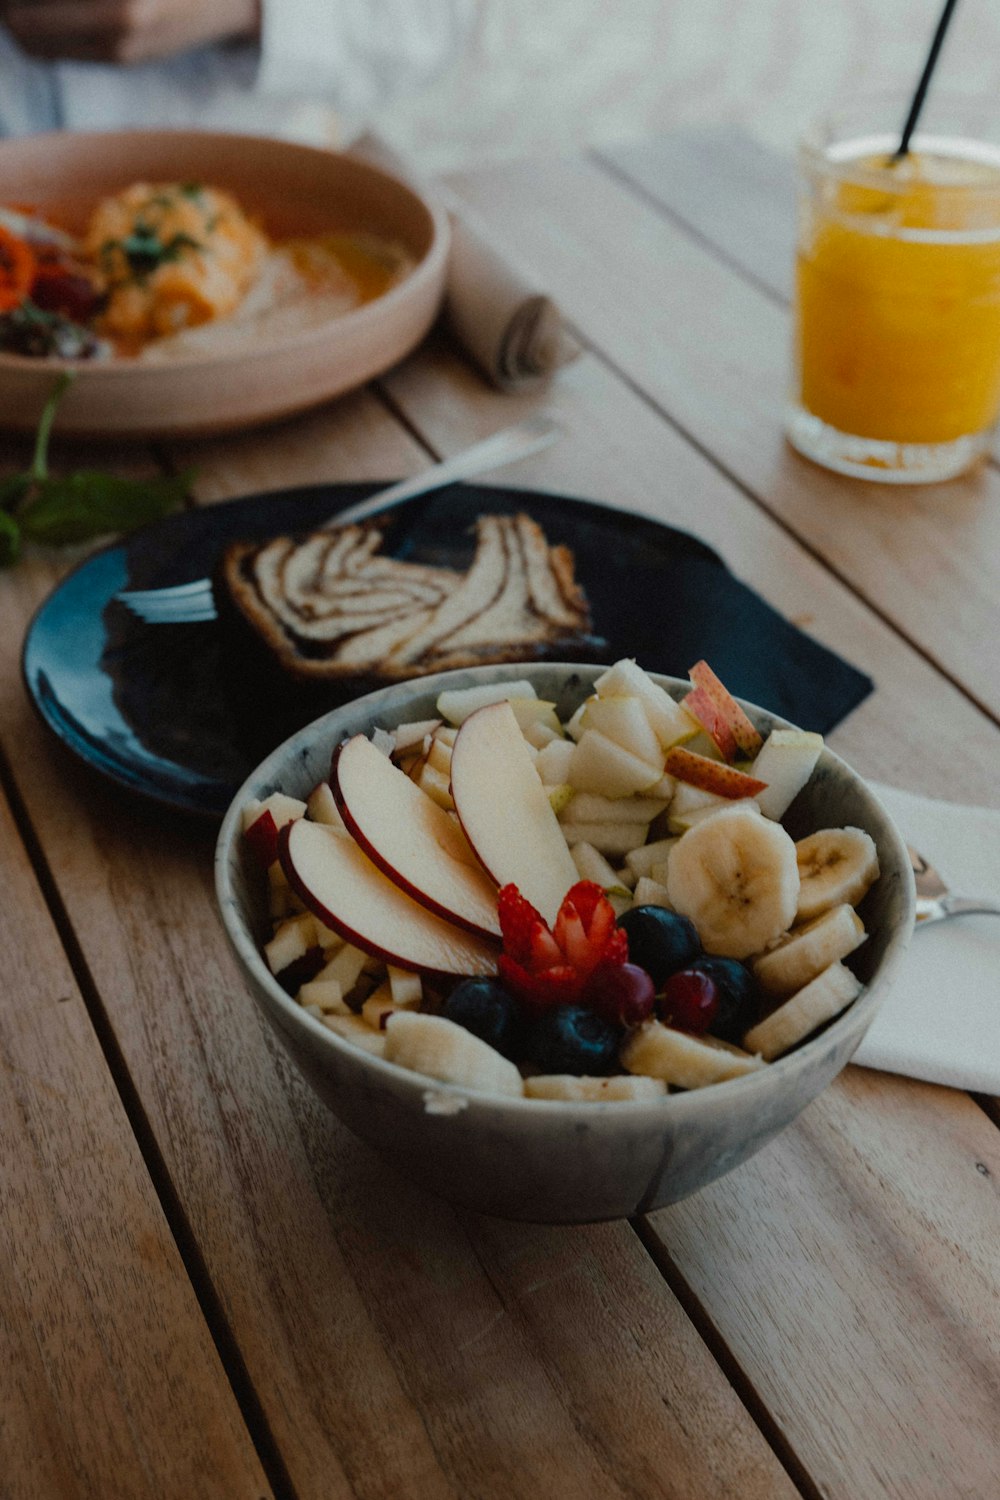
442;205;581;392
852;782;1000;1094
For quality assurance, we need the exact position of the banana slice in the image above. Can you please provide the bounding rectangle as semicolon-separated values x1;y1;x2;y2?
384;1012;523;1097
621;1020;767;1088
666;802;800;959
523;1074;668;1102
751;903;866;997
743;960;862;1060
795;827;880;922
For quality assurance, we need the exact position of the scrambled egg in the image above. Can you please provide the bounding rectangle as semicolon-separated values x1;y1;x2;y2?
84;182;268;346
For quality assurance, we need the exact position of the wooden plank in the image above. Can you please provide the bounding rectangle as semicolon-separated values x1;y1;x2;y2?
443;152;1000;726
0;790;270;1500
596;126;795;302
646;1066;1000;1499
0;397;803;1498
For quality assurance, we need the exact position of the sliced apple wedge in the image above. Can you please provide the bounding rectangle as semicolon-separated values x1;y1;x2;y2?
688;660;763;759
568;729;663;798
436;679;537;726
280;819;499;977
333;734;501;938
579;694;663;767
593;659;698;749
749;729;824;820
665;745;768;800
450;700;578;925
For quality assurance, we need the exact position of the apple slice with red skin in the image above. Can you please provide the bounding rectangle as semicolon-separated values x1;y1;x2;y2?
279;818;499;978
244;808;280;868
450;701;578;927
665;745;768;799
332;734;501;939
687;661;764;759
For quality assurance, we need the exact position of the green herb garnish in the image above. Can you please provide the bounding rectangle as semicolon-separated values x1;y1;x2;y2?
101;220;202;284
0;373;192;564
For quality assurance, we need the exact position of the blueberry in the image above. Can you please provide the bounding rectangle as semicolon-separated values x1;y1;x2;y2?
683;955;760;1043
444;977;524;1059
616;906;701;987
526;1005;621;1076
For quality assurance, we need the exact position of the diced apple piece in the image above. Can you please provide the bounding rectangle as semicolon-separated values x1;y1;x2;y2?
244;792;308;867
593;659;699;749
564;702;588;741
321;1012;388;1057
568;730;663;798
665;745;768;800
450;701;578;926
559;791;669;826
748;729;824;820
241;797;264;831
436;679;537;725
648;860;673;887
314;942;369;995
680;685;740;762
645;772;677;799
415;761;454;811
433;725;458;747
507;697;564;739
333;734;501;938
547;784;575;816
534;738;576;785
624;837;680;880
361;981;404;1031
387;966;423;1007
672;799;760;834
570;841;632;893
689;660;764;758
560;820;651;857
391;718;442;755
280;819;499;977
580;695;663;768
264;912;317;975
680;730;726;762
523;721;563;750
632;876;672;908
297;977;350;1015
426;737;453;776
306;781;347;829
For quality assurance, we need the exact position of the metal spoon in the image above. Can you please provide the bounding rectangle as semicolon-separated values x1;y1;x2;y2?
909;844;1000;925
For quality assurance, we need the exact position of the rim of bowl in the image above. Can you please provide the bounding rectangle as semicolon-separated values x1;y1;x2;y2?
215;663;915;1121
0;129;451;375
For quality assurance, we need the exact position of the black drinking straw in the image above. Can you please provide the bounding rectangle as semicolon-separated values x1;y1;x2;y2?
893;0;961;159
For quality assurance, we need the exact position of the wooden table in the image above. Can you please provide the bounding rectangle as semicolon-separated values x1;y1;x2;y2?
3;128;999;1500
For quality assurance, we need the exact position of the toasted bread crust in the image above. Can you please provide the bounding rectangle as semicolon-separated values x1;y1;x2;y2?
219;513;596;684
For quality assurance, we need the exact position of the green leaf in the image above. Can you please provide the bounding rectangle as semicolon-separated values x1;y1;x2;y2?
31;371;74;483
20;470;191;547
0;510;21;566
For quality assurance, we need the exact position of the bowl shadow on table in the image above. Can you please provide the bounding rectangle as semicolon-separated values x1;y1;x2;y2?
216;664;914;1225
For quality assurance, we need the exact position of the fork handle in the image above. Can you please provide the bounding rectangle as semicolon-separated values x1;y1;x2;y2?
916;894;1000;925
324;416;563;530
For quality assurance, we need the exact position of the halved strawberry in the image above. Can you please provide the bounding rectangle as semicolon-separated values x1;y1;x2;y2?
497;880;628;1011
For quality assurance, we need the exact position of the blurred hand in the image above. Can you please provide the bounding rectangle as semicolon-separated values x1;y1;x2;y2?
1;0;261;65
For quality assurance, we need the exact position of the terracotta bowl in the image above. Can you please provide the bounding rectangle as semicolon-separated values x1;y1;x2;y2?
215;663;914;1223
0;129;449;438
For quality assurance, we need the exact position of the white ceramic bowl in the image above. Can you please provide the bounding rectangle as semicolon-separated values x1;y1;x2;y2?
0;129;449;438
215;663;914;1223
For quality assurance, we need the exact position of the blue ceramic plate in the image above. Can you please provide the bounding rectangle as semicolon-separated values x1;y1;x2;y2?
22;483;871;819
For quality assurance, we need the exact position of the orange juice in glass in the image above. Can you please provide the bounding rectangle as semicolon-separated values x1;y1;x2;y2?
787;99;1000;483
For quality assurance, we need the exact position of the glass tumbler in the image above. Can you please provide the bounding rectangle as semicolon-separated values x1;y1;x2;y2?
786;96;1000;483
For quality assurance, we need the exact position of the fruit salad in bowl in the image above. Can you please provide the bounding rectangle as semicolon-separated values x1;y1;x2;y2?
215;660;913;1222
